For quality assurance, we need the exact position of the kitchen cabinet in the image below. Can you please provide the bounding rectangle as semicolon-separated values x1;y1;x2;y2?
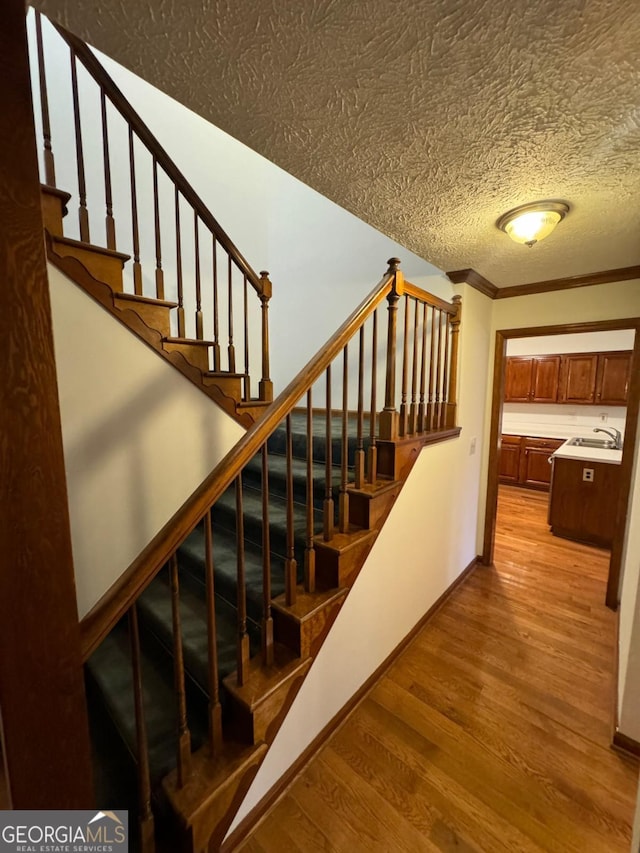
549;456;621;547
504;356;561;403
559;354;599;404
596;351;632;405
505;350;632;406
499;434;522;483
499;434;564;490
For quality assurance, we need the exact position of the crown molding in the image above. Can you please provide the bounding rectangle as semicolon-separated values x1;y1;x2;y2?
446;265;640;300
446;268;498;298
495;265;640;298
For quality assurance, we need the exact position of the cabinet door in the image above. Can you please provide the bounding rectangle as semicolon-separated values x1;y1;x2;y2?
596;352;632;405
505;358;534;402
520;439;564;490
531;356;561;403
499;436;521;483
559;354;598;403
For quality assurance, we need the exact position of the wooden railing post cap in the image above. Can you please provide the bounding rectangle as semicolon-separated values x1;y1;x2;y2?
386;257;405;296
451;293;462;320
259;270;272;299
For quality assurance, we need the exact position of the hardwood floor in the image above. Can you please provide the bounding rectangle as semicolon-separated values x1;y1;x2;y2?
237;485;639;851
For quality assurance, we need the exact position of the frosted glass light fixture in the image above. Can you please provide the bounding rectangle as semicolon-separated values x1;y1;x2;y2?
497;201;569;247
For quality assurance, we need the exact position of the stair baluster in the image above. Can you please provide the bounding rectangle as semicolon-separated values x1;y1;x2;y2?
410;298;420;435
380;258;402;440
261;444;275;664
418;302;428;433
368;309;378;483
194;212;203;339
100;91;116;250
228;256;236;372
35;11;56;186
212;238;221;371
441;312;451;430
175;188;186;337
243;276;250;401
339;346;350;533
235;475;250;686
152;159;164;300
169;555;192;786
284;414;298;606
128;127;143;295
435;308;443;429
128;604;156;853
204;510;223;754
427;306;436;431
354;326;365;489
259;272;273;402
305;389;316;593
69;48;90;243
323;365;334;541
399;295;410;437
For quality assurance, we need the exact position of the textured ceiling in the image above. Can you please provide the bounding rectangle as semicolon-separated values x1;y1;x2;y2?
35;0;640;287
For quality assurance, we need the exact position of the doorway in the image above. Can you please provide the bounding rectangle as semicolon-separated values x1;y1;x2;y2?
482;318;640;609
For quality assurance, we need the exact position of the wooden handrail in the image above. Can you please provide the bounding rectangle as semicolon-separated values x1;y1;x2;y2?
52;23;265;296
80;266;396;657
403;281;457;314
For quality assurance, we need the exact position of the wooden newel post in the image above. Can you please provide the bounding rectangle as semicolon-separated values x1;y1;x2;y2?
258;271;274;402
445;294;462;427
379;257;404;440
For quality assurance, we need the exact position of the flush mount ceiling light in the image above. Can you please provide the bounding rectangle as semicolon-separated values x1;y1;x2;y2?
497;201;570;247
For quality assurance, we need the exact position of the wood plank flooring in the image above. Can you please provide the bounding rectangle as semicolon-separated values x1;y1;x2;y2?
237;485;639;851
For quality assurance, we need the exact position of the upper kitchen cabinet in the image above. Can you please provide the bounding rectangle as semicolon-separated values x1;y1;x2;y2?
505;350;632;406
595;351;632;405
504;356;560;403
559;354;599;403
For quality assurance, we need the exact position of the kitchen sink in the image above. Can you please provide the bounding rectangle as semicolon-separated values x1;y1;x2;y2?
566;437;616;449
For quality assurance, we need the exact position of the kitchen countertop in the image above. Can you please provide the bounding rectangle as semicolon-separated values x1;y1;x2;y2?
552;440;622;465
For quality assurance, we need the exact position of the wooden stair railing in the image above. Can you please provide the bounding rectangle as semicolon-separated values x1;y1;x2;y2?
79;254;461;851
29;11;273;422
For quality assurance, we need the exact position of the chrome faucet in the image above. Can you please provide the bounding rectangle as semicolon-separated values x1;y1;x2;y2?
593;427;622;449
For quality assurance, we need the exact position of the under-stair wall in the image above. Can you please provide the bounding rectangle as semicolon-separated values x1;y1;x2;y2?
48;262;244;618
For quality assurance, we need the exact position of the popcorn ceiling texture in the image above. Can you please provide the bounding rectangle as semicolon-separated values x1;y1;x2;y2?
35;0;640;287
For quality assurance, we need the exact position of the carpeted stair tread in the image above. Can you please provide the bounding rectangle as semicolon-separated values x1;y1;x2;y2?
241;451;342;507
211;482;323;561
177;522;294;625
137;570;255;697
86;621;207;785
268;420;369;466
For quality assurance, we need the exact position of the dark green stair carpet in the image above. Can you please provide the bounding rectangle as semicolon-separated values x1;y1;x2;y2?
85;413;366;832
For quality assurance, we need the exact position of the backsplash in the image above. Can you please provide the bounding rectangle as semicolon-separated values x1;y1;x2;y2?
502;402;627;441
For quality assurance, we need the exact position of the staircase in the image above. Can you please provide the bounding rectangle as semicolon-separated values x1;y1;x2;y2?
27;12;463;852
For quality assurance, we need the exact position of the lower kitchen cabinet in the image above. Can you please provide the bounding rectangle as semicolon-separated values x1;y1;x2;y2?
548;457;621;547
499;434;565;491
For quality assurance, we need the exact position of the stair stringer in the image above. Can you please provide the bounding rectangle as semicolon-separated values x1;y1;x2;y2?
162;429;461;851
45;231;263;429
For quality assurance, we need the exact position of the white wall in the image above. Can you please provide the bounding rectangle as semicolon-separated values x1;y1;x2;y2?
228;282;492;832
506;329;635;356
49;265;244;618
478;278;640;742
